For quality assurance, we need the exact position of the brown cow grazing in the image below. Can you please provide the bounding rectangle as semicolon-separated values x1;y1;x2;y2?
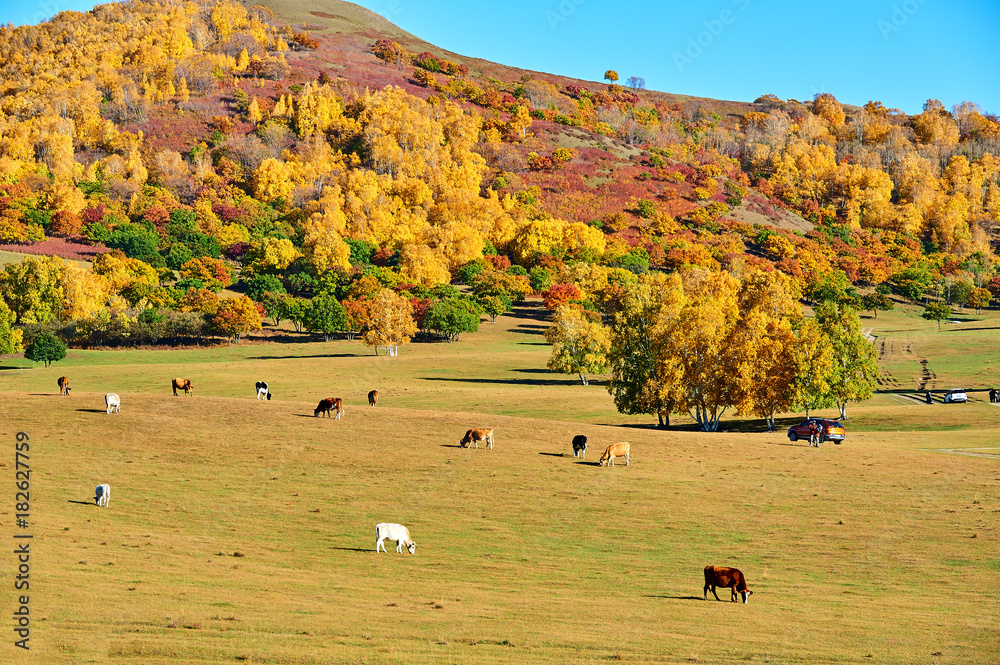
57;376;70;395
599;442;630;467
460;428;494;450
704;566;753;603
172;378;193;396
314;398;343;419
368;390;379;407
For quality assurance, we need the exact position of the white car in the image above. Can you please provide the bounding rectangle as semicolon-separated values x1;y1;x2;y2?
944;389;967;403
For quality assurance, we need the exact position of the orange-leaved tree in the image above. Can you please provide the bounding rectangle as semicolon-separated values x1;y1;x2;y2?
211;295;262;345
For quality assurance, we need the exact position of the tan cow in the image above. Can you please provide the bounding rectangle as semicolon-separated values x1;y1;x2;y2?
599;442;630;467
57;376;70;395
460;428;494;450
172;378;193;396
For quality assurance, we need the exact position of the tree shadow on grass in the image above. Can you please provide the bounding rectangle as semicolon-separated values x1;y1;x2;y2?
421;376;605;387
0;366;29;371
247;353;360;361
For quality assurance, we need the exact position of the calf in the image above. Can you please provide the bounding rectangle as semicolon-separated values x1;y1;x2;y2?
375;523;416;554
172;378;193;396
460;428;494;450
314;398;343;418
572;435;588;458
599;442;630;467
57;376;70;395
255;381;272;400
368;390;379;407
95;484;111;507
105;393;121;414
704;565;753;603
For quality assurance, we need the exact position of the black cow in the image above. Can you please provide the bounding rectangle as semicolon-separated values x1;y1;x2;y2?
572;435;588;459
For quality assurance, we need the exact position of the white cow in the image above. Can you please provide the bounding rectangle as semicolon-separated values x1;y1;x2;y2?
105;393;121;414
95;484;110;507
375;523;416;554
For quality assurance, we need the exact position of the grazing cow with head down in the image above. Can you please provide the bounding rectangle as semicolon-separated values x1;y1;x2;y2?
57;376;70;395
95;483;111;507
599;442;630;467
704;565;753;603
105;393;120;414
314;398;343;418
172;378;193;396
460;428;494;450
572;435;588;458
255;381;272;400
375;523;416;554
368;390;379;407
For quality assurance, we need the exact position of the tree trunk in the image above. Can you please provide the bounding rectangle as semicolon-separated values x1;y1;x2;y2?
838;402;848;420
579;372;588;386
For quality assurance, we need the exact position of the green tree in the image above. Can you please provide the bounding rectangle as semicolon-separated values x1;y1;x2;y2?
922;301;952;329
477;294;509;323
305;293;347;341
545;305;611;385
244;274;286;301
282;296;310;333
259;291;287;326
606;273;681;427
815;302;879;420
107;223;163;266
0;299;24;354
424;296;481;342
528;266;553;293
0;256;65;324
792;319;836;418
890;266;933;303
24;332;67;367
860;292;894;319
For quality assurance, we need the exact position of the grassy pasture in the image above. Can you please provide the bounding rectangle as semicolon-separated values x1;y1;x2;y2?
0;302;999;664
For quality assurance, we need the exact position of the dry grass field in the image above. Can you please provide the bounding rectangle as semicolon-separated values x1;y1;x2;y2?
1;301;999;664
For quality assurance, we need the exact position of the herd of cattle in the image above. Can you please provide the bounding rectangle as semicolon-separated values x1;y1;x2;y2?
57;375;755;603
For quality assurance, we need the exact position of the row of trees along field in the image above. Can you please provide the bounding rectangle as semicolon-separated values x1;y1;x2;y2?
0;0;997;425
542;268;878;431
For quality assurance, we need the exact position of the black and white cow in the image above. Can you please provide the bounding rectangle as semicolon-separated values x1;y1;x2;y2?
255;381;272;401
572;435;588;458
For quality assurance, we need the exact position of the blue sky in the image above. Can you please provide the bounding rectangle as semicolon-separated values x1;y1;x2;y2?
1;0;997;114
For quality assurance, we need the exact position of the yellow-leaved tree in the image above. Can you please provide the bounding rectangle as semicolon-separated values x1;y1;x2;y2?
362;288;417;356
544;305;611;385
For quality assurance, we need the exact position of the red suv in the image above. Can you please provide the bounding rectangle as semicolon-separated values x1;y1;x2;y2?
787;419;846;444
